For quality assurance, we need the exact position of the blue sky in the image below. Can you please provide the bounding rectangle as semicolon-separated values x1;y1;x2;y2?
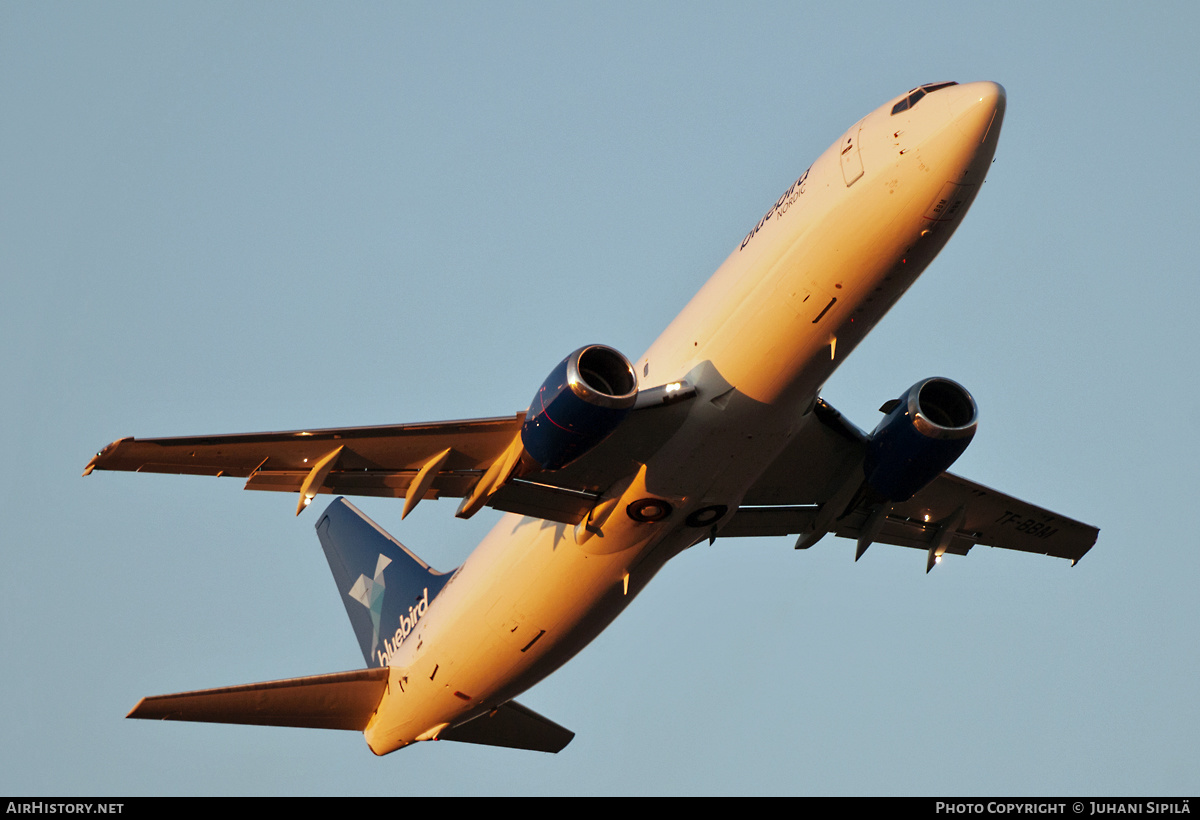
3;1;1198;795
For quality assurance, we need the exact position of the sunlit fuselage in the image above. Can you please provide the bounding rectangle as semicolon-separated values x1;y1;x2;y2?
364;82;1007;754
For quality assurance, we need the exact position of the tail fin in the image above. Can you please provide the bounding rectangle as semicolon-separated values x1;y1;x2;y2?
315;498;452;668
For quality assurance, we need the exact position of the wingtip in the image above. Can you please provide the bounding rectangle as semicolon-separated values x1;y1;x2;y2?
83;437;133;476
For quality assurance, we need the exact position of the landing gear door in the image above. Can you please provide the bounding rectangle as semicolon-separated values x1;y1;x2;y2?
839;120;865;187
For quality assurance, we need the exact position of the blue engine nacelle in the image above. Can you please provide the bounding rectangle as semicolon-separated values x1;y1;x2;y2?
521;345;638;471
864;377;978;501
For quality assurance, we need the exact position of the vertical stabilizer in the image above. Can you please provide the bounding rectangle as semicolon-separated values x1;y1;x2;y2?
315;498;453;667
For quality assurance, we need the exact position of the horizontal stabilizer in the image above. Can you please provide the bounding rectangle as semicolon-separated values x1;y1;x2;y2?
440;700;574;753
127;668;389;730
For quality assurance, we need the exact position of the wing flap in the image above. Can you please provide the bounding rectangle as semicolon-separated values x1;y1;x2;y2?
720;506;818;538
487;479;600;525
127;668;390;731
831;503;975;556
241;468;484;499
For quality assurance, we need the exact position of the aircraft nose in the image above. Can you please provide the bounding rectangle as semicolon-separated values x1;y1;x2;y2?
947;81;1006;144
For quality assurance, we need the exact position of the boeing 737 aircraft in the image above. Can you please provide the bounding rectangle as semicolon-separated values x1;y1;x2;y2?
85;81;1097;755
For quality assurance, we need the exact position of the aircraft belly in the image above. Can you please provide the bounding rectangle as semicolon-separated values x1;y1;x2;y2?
360;515;639;748
380;408;802;742
364;115;1004;752
98;83;1032;756
402;129;1016;731
365;428;760;752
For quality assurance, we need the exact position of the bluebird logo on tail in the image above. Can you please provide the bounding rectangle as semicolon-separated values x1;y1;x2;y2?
348;554;391;659
315;500;450;668
372;586;430;667
346;552;431;667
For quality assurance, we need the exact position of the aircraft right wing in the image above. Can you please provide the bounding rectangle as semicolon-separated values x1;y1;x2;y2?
83;382;698;523
84;414;525;502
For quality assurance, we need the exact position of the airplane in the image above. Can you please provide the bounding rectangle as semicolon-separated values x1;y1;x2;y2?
84;80;1098;755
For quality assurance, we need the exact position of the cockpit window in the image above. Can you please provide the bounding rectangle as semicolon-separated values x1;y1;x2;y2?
891;88;924;115
891;81;958;115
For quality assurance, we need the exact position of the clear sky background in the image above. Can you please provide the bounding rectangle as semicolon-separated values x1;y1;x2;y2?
3;1;1197;796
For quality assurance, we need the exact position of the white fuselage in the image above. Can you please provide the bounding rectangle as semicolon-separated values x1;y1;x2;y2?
364;82;1007;754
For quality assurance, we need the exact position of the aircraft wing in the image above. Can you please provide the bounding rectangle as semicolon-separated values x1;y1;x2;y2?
84;415;525;501
723;400;1098;566
84;386;697;522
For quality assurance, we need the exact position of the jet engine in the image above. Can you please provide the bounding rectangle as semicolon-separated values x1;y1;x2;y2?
520;345;638;470
864;377;978;501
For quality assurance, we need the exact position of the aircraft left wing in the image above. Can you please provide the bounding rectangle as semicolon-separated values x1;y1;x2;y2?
725;471;1098;564
723;399;1098;568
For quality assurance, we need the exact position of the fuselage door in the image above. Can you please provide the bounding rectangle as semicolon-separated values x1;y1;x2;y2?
840;121;865;187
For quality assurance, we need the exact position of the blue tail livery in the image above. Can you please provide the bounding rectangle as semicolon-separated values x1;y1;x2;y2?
316;498;453;667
